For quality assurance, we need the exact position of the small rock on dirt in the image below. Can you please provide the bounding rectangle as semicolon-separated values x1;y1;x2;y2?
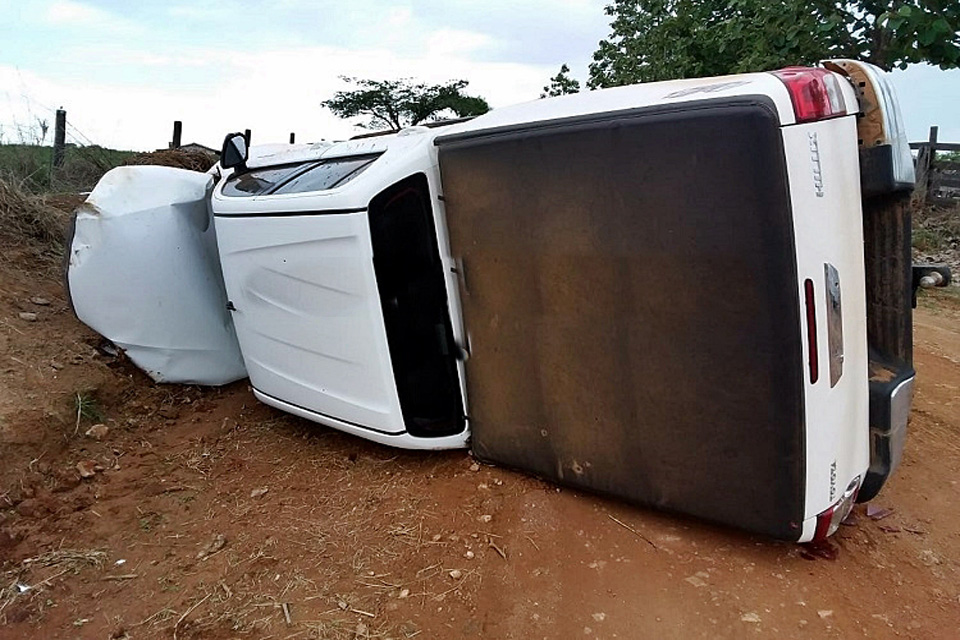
76;460;98;478
449;569;463;579
469;463;480;472
18;312;37;322
740;612;761;623
799;540;838;561
29;296;51;306
919;549;942;566
250;487;269;498
818;610;833;619
866;505;894;520
398;588;410;599
85;424;109;441
465;550;475;559
15;498;50;519
197;533;227;559
684;575;708;588
478;514;493;523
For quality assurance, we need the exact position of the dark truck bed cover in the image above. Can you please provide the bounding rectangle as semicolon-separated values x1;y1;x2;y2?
437;96;808;540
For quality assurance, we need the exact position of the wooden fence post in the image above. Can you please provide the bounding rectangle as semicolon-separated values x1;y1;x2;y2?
52;108;66;168
171;121;182;149
913;126;938;206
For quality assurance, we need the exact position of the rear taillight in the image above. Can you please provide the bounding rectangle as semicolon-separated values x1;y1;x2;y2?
772;67;847;123
813;476;860;540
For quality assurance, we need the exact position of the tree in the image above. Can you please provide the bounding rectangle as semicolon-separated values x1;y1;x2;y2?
588;0;960;88
541;64;582;98
322;77;490;130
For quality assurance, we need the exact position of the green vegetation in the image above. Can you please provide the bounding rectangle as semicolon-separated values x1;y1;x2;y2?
913;226;949;253
588;0;960;88
74;391;105;427
939;150;960;164
541;64;582;98
0;143;135;194
322;77;490;130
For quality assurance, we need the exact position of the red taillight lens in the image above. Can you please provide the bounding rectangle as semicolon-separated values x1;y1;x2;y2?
813;477;860;540
813;504;836;541
772;67;847;123
804;278;819;384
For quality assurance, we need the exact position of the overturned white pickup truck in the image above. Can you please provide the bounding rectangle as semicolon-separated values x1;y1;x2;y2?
66;60;943;542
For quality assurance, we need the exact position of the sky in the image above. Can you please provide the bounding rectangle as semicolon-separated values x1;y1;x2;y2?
0;0;958;151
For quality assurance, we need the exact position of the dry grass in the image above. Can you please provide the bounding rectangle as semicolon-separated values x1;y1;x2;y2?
0;176;72;246
123;149;217;173
22;548;108;571
0;147;214;253
0;549;107;623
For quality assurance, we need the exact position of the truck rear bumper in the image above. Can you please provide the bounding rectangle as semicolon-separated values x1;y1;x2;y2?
859;364;914;501
860;191;914;503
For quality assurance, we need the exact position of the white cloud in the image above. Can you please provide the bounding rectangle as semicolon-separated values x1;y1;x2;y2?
46;0;97;22
383;6;414;30
426;29;495;57
44;0;139;33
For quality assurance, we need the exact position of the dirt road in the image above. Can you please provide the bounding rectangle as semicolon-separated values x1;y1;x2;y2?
1;242;958;639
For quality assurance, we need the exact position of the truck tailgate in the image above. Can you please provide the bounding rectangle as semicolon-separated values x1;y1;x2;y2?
437;97;808;540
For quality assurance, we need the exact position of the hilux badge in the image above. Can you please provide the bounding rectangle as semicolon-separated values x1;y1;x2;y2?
809;132;824;198
829;460;837;501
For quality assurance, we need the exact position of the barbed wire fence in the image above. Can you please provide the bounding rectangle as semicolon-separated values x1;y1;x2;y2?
1;90;135;194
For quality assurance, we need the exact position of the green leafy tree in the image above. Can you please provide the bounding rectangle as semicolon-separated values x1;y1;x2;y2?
588;0;960;88
322;77;490;130
541;64;582;98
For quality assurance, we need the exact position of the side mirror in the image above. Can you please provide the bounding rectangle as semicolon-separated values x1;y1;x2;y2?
220;132;248;170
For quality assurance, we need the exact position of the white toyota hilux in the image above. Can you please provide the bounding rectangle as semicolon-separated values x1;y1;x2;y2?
67;60;937;542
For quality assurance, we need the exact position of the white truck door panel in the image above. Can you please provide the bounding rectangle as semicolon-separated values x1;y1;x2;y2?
214;213;406;433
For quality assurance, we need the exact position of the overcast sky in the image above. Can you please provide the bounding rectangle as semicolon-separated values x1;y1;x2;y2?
1;0;958;151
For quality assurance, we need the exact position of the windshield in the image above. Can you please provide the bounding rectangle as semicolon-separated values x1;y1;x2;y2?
272;155;378;195
221;154;380;197
221;163;308;197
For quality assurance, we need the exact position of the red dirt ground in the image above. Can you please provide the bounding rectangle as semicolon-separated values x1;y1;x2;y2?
1;237;958;640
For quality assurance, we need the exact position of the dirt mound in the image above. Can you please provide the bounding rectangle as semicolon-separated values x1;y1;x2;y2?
123;149;217;173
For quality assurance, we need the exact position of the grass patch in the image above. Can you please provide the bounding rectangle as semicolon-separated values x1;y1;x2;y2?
74;391;105;430
0;144;134;194
913;226;949;253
